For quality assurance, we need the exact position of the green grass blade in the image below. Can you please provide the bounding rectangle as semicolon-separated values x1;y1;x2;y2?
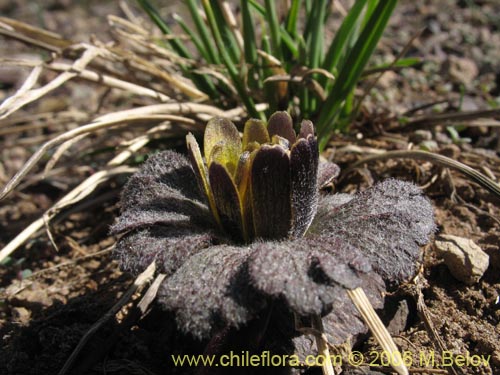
262;34;272;54
340;1;380;71
136;0;191;58
285;0;301;37
280;28;299;59
186;0;220;64
137;0;220;97
201;0;235;68
282;0;300;68
248;0;298;59
248;0;265;15
208;0;241;64
173;13;209;62
305;0;328;113
307;0;327;68
303;2;313;43
296;34;307;64
362;0;379;29
241;0;262;91
304;0;312;14
316;0;398;148
362;57;421;76
202;0;261;118
241;0;258;65
173;12;236;100
294;34;308;115
261;35;279;114
322;0;367;73
264;0;283;60
338;90;355;131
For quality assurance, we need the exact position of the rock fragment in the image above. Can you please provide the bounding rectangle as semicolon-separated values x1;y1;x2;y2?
434;234;489;285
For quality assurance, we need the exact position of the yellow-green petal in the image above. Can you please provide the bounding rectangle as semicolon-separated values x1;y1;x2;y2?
244;141;261;153
209;141;239;175
242;119;269;149
271;134;290;149
204;117;242;167
234;151;254;240
186;133;221;228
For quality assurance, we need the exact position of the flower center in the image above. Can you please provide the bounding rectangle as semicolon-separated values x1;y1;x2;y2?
187;111;319;243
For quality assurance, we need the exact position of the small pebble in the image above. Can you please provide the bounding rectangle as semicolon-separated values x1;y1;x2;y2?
434;234;489;285
410;130;433;144
419;140;439;151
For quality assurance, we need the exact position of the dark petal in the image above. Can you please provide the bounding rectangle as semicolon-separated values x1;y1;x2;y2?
251;145;292;239
113;224;214;276
290;138;318;238
313;179;435;285
317;159;341;189
248;236;382;316
298;119;314;139
158;245;260;339
209;162;245;242
267;111;296;145
308;134;319;177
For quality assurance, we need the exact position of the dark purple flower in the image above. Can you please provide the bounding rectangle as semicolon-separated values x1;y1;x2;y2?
111;111;434;353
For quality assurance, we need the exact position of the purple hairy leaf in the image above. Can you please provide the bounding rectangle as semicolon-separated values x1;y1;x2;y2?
113;151;211;234
248;237;384;316
158;245;259;339
114;225;214;276
317;159;341;189
130;150;204;205
311;179;435;284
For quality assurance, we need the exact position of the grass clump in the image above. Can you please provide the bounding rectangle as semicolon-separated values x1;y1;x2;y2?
138;0;402;148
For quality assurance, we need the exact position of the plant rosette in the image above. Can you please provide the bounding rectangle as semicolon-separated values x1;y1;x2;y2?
111;111;435;366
